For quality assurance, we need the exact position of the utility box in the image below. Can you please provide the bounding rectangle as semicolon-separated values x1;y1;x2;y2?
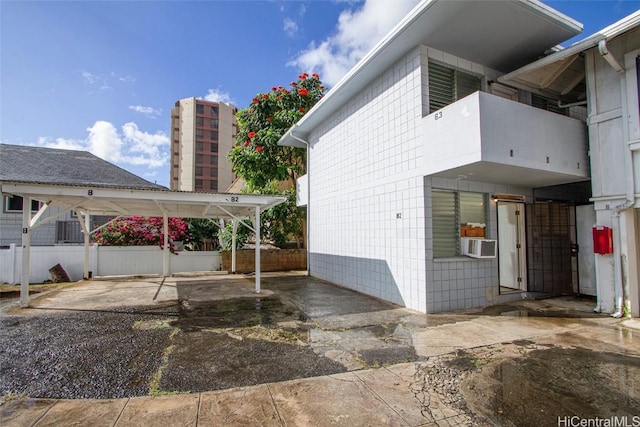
592;226;613;255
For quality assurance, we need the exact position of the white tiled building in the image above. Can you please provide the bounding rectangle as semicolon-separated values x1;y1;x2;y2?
279;0;638;314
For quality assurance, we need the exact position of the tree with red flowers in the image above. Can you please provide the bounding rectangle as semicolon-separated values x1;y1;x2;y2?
228;72;325;247
94;216;189;254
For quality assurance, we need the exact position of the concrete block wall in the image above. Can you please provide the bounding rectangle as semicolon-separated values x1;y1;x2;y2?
221;249;306;273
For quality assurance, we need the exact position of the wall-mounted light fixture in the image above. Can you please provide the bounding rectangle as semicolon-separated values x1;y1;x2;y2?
491;193;525;202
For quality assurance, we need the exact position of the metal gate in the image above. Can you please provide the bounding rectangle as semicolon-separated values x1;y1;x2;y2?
526;202;575;294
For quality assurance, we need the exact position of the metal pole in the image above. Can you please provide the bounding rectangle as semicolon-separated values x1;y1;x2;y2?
77;213;91;279
255;207;261;293
20;197;31;307
231;219;237;273
163;212;169;276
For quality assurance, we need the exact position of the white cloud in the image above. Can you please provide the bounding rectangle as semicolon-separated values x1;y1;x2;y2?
129;105;162;119
111;72;136;83
202;88;234;104
282;4;305;38
81;71;101;85
288;0;419;86
283;18;298;37
37;121;169;169
81;70;135;92
36;136;86;151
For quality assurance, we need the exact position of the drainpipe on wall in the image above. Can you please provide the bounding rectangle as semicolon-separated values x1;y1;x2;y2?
287;126;311;276
598;39;635;318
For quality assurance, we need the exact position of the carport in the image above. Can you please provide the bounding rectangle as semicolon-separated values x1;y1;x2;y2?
0;182;286;307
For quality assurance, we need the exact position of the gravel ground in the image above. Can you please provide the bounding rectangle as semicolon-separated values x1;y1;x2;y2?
0;307;172;399
0;298;348;399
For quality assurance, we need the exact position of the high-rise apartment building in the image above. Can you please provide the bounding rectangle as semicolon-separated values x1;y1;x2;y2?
170;97;237;192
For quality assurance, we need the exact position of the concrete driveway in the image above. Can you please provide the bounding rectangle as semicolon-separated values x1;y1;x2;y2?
1;272;639;426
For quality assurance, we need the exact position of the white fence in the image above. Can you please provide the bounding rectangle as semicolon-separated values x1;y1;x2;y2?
0;244;222;284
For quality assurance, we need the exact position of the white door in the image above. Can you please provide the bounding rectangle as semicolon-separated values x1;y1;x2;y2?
576;205;597;296
498;202;527;291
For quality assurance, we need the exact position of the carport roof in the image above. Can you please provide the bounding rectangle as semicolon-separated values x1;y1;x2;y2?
0;183;286;220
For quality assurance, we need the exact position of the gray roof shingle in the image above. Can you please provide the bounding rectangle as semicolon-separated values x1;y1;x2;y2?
0;144;166;190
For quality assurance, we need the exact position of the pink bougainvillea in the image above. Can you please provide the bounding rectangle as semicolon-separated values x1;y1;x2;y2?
94;216;189;254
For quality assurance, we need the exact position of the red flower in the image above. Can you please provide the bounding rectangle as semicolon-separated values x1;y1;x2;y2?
248;131;256;139
262;94;269;99
298;107;305;113
299;73;308;80
252;97;259;103
244;140;250;147
298;87;309;96
255;146;263;152
266;117;273;122
271;86;277;91
290;81;297;87
312;72;320;79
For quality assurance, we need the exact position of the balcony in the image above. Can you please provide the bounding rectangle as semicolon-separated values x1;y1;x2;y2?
422;92;588;187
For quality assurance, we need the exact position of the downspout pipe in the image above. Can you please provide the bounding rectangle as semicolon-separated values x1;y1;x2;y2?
598;39;625;75
598;38;635;318
557;100;587;109
287;126;311;276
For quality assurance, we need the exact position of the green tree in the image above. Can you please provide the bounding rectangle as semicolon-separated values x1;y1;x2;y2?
185;218;220;250
228;73;325;247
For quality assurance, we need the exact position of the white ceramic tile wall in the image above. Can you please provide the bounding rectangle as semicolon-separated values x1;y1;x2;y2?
303;44;544;313
424;176;533;312
307;48;427;312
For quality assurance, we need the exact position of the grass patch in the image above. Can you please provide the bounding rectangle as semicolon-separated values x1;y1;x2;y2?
149;344;180;397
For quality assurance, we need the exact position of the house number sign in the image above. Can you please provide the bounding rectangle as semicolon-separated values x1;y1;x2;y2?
434;111;443;120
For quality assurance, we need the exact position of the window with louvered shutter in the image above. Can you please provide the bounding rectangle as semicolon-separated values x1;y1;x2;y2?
531;93;568;116
432;191;458;258
428;61;481;114
432;190;486;258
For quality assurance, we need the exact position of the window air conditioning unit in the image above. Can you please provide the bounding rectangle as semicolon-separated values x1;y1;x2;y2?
461;237;497;259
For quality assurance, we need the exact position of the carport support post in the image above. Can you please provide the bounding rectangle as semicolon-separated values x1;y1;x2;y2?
162;212;169;276
77;212;91;279
255;206;261;293
20;196;31;307
231;219;238;274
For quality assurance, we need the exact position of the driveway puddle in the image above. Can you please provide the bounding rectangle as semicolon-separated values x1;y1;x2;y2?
462;347;640;425
159;296;349;393
170;296;299;331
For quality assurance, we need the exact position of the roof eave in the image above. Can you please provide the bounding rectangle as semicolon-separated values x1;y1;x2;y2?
278;0;584;148
499;10;640;87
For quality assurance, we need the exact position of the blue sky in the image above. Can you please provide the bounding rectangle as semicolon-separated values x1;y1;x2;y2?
1;0;639;187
